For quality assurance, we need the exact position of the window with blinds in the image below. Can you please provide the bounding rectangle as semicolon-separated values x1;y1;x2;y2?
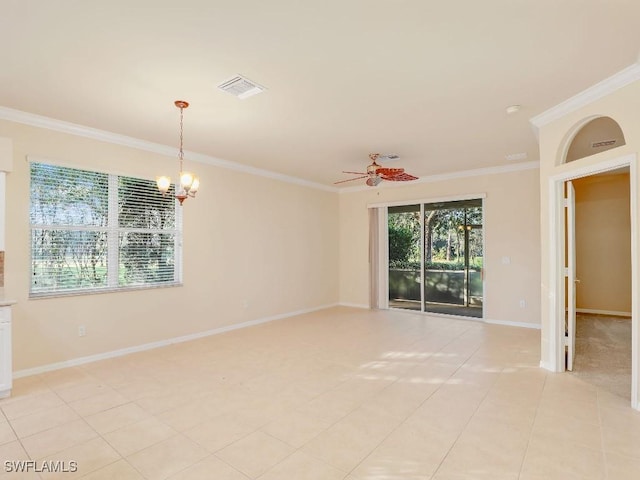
30;162;182;297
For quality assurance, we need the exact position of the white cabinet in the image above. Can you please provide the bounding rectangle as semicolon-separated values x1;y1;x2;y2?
0;306;12;398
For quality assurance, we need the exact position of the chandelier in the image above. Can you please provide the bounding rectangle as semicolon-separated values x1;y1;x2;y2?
156;100;200;205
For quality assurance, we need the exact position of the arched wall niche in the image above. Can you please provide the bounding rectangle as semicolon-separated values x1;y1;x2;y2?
563;116;626;163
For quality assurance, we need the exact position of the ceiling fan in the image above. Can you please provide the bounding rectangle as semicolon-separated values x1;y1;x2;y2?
334;153;419;186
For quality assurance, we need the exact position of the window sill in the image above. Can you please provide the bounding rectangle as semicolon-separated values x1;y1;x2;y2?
29;282;183;300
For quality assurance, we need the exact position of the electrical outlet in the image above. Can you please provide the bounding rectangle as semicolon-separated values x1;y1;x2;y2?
78;325;86;337
242;299;249;309
519;300;526;308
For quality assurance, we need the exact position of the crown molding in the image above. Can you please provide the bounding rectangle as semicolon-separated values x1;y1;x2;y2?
0;106;337;193
339;160;539;194
530;62;640;133
0;104;540;195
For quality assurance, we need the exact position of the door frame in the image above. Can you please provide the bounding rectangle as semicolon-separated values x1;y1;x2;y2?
378;194;486;318
547;153;638;409
566;181;576;371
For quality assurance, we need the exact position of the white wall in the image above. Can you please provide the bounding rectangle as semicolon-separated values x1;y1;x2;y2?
537;81;640;356
339;166;541;326
536;77;640;409
0;120;340;371
574;172;631;314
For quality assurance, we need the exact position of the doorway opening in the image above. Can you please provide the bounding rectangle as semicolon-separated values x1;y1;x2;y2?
565;170;632;399
548;153;638;410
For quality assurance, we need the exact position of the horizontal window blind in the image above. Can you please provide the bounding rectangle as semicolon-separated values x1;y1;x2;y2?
30;162;182;296
30;163;109;227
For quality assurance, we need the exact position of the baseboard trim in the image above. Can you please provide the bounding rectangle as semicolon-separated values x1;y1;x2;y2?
576;308;632;317
386;307;541;330
338;302;370;309
539;360;554;371
12;303;543;378
484;318;542;329
13;303;339;379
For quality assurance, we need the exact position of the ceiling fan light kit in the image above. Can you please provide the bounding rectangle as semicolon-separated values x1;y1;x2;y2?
334;153;418;187
366;175;382;187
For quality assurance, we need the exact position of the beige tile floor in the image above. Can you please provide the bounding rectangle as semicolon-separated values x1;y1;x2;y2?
1;306;639;479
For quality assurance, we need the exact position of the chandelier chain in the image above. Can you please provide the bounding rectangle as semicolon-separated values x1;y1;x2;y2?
178;105;184;171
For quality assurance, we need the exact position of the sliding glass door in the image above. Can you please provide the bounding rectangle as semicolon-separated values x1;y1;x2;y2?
423;199;483;317
388;199;483;318
388;204;422;310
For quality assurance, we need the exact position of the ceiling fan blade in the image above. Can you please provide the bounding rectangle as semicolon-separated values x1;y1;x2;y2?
341;171;367;175
334;175;368;184
382;172;418;181
376;167;405;176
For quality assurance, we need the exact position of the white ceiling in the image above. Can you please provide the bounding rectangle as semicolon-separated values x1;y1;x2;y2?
1;1;639;187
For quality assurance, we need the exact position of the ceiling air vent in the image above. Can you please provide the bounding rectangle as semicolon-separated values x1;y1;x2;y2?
217;75;266;99
591;140;616;148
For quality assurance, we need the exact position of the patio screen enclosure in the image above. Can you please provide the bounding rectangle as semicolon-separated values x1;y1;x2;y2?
388;199;483;318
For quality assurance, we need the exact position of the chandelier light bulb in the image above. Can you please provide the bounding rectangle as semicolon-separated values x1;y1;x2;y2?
190;177;200;194
156;176;171;194
180;171;194;191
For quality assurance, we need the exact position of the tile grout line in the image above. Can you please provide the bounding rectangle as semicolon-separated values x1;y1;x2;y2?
9;309;614;480
67;366;204;480
25;370;131;478
274;319;471;477
48;372;127;479
596;390;610;480
345;326;487;478
426;341;505;479
515;370;548;480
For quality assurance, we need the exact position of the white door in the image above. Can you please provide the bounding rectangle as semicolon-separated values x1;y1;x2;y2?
566;181;577;371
